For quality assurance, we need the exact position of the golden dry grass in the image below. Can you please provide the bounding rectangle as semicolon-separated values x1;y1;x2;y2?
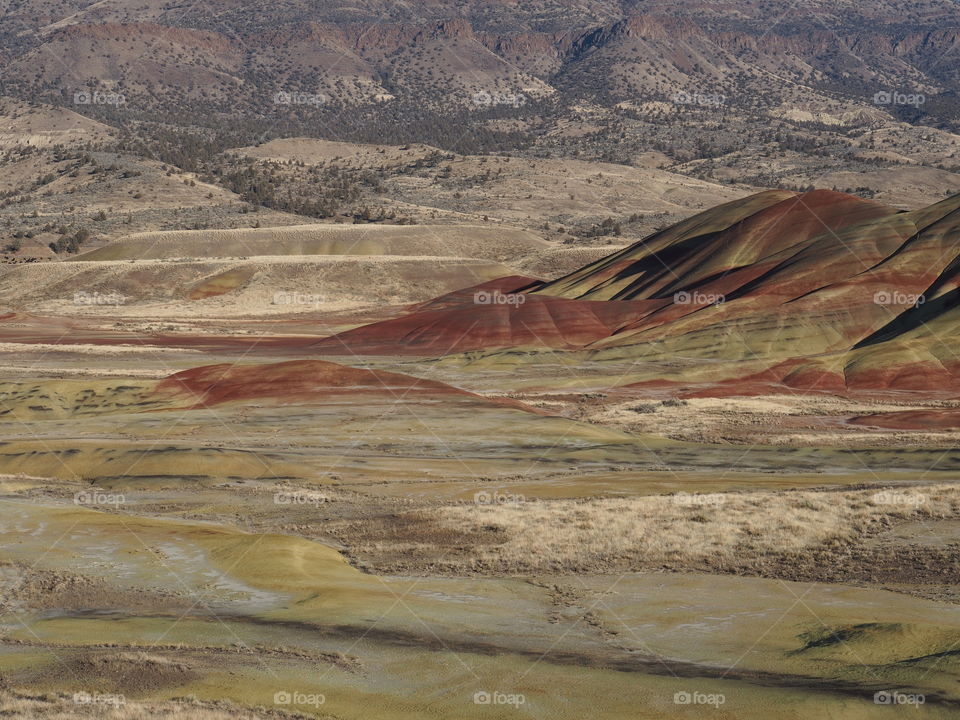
437;485;960;571
0;691;311;719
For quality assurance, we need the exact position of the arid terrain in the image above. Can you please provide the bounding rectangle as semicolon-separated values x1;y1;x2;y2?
2;177;960;718
1;1;960;718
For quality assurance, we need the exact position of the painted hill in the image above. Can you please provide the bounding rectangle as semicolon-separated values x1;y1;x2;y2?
153;358;540;413
311;275;661;355
312;189;960;394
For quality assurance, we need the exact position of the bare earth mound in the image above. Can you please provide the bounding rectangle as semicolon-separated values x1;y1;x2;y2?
313;189;960;395
75;224;548;263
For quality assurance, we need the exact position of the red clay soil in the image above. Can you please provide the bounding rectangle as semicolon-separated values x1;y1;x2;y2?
0;311;332;355
647;356;960;400
151;358;544;413
310;292;662;355
843;361;960;392
624;361;848;401
683;359;849;397
848;410;960;431
312;191;960;368
309;273;664;356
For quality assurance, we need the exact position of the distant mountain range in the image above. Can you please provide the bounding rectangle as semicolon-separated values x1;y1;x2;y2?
2;0;958;122
2;1;959;248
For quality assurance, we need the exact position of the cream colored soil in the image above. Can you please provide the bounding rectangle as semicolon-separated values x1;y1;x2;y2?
516;245;628;278
75;223;548;263
0;255;516;317
580;394;960;447
0;343;196;357
0;98;112;148
813;166;960;210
